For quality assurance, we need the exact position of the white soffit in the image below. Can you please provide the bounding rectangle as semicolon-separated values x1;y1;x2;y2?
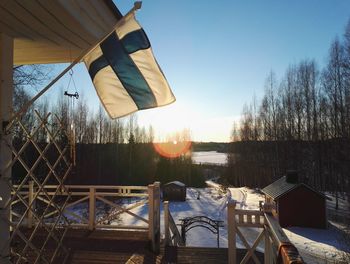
0;0;121;65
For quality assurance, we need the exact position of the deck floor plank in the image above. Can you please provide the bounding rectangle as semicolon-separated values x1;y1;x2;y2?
14;228;264;263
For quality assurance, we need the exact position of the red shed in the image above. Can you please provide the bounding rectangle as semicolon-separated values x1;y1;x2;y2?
262;172;327;229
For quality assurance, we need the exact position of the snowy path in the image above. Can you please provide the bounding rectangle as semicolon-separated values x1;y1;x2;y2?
228;187;246;208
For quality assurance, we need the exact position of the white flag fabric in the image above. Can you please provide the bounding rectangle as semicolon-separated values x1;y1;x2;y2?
84;13;175;118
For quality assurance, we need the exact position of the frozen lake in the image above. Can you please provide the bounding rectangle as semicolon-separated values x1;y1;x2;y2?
192;151;227;165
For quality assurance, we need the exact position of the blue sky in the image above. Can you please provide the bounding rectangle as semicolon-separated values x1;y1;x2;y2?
45;1;350;142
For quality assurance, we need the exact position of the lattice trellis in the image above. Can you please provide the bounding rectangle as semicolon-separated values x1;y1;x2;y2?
2;110;72;263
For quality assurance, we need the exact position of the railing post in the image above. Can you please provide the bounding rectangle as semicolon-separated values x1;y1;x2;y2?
164;201;170;246
28;181;34;228
148;182;160;253
89;187;95;230
264;225;271;264
148;183;154;241
154;182;161;253
228;201;236;264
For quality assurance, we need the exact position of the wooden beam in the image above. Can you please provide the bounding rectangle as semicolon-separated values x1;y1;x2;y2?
0;32;13;264
227;202;236;264
164;201;170;246
148;184;154;241
27;181;34;228
89;187;96;230
153;182;160;253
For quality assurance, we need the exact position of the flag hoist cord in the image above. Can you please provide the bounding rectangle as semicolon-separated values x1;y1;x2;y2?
64;69;79;166
5;1;142;132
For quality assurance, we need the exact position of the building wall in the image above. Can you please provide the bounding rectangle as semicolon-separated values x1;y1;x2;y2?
278;185;326;229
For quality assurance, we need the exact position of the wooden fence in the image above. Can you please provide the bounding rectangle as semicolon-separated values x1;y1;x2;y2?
163;200;304;263
11;181;161;252
228;202;304;264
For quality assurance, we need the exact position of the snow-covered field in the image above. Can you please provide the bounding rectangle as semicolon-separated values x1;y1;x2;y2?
192;151;227;165
114;185;265;249
66;185;349;263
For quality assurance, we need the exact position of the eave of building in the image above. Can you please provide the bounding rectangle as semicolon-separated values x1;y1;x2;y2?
263;182;325;201
0;0;122;65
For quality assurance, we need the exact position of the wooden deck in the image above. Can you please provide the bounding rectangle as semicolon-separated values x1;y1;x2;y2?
64;230;263;264
16;228;264;263
161;246;264;264
64;229;156;264
18;228;157;264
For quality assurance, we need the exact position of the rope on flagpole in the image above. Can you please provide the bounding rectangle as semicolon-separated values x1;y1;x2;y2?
6;1;142;130
64;69;79;166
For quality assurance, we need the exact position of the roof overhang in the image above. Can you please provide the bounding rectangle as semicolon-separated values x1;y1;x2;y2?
262;182;326;200
0;0;122;65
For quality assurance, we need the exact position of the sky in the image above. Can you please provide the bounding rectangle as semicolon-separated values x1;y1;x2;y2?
44;0;350;142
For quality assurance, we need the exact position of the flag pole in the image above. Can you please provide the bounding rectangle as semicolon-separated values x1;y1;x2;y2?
7;1;142;126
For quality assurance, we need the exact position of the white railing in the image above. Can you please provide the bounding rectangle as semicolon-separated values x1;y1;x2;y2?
228;202;304;264
11;181;161;252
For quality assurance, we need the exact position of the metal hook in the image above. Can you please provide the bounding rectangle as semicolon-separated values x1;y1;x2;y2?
64;91;79;99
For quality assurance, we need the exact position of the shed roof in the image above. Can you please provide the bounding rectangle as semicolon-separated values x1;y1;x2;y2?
262;176;325;200
164;181;186;187
0;0;122;65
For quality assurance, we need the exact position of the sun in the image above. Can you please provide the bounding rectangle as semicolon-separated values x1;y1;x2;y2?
150;102;191;140
143;102;193;158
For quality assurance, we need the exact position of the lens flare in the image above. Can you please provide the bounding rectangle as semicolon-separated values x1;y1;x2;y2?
153;141;192;158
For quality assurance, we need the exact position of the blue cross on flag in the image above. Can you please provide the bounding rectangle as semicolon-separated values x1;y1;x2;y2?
84;12;175;118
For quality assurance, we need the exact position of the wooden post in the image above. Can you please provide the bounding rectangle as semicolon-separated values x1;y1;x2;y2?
164;201;170;246
89;187;95;230
28;181;34;228
154;182;160;252
148;183;154;241
264;227;271;264
148;182;160;253
217;222;220;248
228;202;236;264
0;33;13;264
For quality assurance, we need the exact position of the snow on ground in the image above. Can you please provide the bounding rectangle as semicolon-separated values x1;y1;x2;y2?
192;151;227;165
326;193;350;228
103;185;265;249
228;187;264;210
65;184;349;263
113;187;230;247
282;193;350;263
284;226;349;263
231;188;350;263
165;188;228;247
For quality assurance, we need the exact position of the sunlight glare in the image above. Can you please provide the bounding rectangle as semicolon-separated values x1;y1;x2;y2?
153;140;192;158
143;102;192;141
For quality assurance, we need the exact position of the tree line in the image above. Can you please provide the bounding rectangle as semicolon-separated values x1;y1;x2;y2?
227;20;350;197
12;66;205;187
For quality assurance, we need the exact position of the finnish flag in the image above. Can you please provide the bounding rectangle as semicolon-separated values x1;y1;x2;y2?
84;13;175;118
